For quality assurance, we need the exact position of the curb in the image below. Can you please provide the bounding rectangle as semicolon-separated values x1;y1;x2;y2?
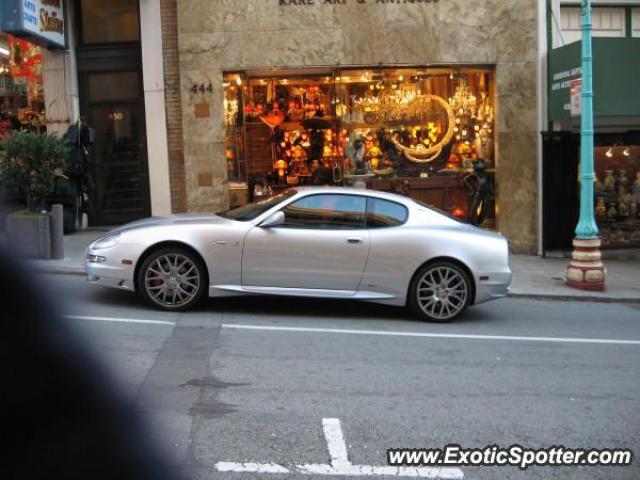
508;292;640;304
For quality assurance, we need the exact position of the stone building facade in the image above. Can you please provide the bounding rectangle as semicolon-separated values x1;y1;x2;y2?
166;0;540;253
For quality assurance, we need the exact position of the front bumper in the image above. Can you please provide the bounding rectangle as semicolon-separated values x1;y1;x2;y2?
85;248;136;291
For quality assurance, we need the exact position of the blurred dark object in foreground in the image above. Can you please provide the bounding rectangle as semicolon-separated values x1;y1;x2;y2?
0;252;182;480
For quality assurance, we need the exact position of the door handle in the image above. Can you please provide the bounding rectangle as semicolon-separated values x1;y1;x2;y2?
347;238;362;244
215;240;228;245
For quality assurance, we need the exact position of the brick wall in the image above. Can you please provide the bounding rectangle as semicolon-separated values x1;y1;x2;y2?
160;0;186;213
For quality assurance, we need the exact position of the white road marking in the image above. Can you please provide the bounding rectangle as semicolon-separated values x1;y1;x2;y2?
294;464;458;478
216;462;289;474
222;323;640;346
323;418;350;467
214;418;464;478
65;315;176;326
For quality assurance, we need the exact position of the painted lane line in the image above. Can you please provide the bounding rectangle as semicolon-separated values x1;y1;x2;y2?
214;418;464;479
222;324;640;346
216;462;289;474
295;464;458;478
323;418;350;467
65;315;176;326
218;462;460;478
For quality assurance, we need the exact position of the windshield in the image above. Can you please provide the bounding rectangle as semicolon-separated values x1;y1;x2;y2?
218;190;297;221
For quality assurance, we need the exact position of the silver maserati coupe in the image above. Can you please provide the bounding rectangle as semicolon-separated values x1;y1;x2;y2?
86;187;511;322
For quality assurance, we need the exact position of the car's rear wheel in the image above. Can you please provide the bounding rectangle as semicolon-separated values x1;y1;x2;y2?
137;248;206;311
409;261;471;322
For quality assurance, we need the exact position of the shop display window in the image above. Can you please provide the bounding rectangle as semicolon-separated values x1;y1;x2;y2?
0;35;45;139
594;145;640;247
223;66;496;223
335;67;494;177
224;73;246;187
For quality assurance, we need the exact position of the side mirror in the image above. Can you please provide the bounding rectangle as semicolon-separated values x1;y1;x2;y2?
260;210;285;228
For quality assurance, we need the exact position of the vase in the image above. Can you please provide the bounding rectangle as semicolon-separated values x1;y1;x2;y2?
604;170;615;192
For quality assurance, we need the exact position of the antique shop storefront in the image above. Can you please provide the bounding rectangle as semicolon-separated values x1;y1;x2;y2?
223;66;496;226
176;0;539;253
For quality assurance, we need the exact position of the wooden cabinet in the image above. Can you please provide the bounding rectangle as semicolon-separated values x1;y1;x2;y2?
245;123;273;175
366;176;470;216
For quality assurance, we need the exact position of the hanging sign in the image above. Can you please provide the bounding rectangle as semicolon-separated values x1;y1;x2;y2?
0;0;66;49
570;79;581;116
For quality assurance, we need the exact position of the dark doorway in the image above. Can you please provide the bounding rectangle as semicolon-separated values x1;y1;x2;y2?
75;0;149;225
88;97;148;225
541;131;580;253
83;71;149;225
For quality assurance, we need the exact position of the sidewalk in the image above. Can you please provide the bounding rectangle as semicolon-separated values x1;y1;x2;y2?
509;254;640;303
26;228;109;275
22;229;640;303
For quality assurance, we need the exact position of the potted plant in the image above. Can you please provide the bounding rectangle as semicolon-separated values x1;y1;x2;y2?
0;131;65;258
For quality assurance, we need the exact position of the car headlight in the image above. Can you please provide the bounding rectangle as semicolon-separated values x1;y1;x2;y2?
92;233;121;250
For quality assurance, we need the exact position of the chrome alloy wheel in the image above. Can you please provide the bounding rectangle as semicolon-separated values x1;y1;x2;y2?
416;265;468;321
144;253;200;307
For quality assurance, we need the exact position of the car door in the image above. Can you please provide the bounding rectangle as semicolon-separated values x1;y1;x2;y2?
242;193;370;291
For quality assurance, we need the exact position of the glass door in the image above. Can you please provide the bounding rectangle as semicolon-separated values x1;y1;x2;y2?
84;71;149;225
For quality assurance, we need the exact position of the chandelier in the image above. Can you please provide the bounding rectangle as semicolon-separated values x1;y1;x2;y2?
448;81;477;117
354;82;435;123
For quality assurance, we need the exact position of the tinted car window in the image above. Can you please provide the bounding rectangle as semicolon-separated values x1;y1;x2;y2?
367;198;408;228
283;194;366;229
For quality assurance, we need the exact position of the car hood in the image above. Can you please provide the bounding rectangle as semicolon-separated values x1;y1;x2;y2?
109;213;229;233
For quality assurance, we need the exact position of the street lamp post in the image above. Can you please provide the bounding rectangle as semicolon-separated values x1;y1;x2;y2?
566;0;606;291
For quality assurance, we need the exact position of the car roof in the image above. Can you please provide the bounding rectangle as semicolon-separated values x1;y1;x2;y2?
292;186;416;205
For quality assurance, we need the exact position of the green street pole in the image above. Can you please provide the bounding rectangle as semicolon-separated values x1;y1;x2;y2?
566;0;606;291
575;0;598;239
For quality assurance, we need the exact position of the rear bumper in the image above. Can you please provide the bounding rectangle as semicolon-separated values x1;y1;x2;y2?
475;282;510;304
473;268;512;305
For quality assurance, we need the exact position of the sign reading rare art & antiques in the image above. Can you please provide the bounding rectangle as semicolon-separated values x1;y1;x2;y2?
279;0;440;5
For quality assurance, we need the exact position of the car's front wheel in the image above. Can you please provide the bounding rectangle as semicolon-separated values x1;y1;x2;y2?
409;261;472;322
137;247;206;311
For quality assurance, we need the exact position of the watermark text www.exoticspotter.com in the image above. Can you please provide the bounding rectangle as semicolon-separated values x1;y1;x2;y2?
387;445;633;470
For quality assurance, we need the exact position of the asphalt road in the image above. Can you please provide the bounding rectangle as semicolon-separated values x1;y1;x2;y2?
31;272;640;480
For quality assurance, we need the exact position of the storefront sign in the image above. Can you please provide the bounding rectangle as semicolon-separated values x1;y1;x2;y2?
279;0;440;6
548;38;640;122
0;0;66;49
550;65;582;116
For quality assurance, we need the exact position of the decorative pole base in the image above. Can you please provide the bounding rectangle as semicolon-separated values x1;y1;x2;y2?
566;237;606;291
